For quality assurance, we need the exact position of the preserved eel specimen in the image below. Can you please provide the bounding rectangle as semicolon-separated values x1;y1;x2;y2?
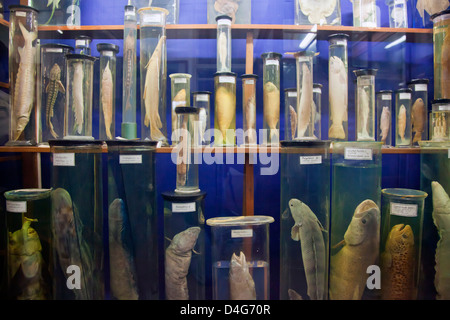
229;251;256;300
245;95;256;144
46;63;65;139
101;61;113;140
72;61;84;135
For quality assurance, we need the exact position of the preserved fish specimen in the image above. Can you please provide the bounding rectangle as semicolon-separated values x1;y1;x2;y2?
72;62;84;135
328;56;348;139
398;105;407;144
442;28;450;96
412;98;425;144
214;0;239;23
379;106;391;143
290;105;297;140
299;0;337;24
229;251;256;300
417;0;449;24
358;87;370;139
46;64;65;139
101;61;113;140
297;64;313;138
215;85;235;145
263;81;280;142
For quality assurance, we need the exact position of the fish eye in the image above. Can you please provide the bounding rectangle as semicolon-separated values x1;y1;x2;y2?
361;218;367;224
402;234;408;239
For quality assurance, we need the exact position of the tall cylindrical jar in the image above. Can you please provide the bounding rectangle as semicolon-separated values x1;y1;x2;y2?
352;0;377;27
329;141;382;300
412;0;449;28
162;191;206;300
170;73;191;145
75;35;92;55
139;7;168;145
430;99;450;141
214;71;236;146
395;88;413;147
106;140;159;300
295;0;341;25
312;83;322;140
241;74;258;145
122;5;138;140
328;34;349;141
49;140;103;300
354;69;377;142
64;54;96;139
279;141;331;300
376;90;393;147
216;15;232;73
432;10;450;100
206;216;274;300
97;43;119;141
408;79;429;145
261;52;281;145
380;188;427;300
5;189;52;300
284;88;297;141
7;5;39;146
40;44;74;143
192;91;212;145
387;0;408;28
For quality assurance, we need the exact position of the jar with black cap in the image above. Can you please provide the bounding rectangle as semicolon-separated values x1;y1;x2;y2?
262;52;282;145
214;71;236;146
354;69;377;142
430;99;450;141
376;90;393;147
432;9;450;100
216;14;232;72
408;79;429;145
75;35;92;55
192;91;212;145
241;74;258;145
395;88;413;147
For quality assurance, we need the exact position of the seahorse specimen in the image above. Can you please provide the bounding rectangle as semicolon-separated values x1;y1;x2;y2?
46;63;65;139
101;61;113;139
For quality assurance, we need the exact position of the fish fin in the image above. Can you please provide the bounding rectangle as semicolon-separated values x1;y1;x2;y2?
46;81;50;93
331;239;345;250
315;218;327;233
291;224;301;241
165;236;172;243
57;80;65;94
328;124;346;140
192;249;201;255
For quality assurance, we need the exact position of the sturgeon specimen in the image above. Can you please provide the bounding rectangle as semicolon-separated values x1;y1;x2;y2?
109;199;139;300
398;105;407;143
72;61;84;134
215;85;235;145
165;227;201;300
432;181;450;300
46;63;65;138
13;22;37;141
329;200;380;300
289;105;298;139
380;106;391;143
328;56;348;140
297;64;312;138
229;251;256;300
411;98;425;144
263;81;280;143
289;198;326;300
101;61;113;139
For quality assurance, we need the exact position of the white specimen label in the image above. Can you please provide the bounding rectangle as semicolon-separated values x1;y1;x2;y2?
415;84;427;92
16;11;26;17
362;22;377;28
399;92;411;100
75;40;86;47
172;202;196;212
395;0;405;4
144;14;161;24
300;155;322;165
439;104;450;111
231;229;253;238
46;48;63;53
120;155;142;164
382;94;392;100
172;100;186;108
390;202;418;217
219;76;235;84
244;79;255;85
336;40;346;46
359;79;371;86
313;88;322;94
288;91;297;98
103;51;114;57
6;201;27;213
174;78;187;84
218;19;231;26
53;153;75;166
344;148;373;160
266;59;279;66
196;94;209;102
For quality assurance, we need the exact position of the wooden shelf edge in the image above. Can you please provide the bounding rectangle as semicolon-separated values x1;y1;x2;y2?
0;82;10;89
0;18;9;28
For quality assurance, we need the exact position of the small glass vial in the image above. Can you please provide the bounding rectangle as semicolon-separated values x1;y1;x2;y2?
395;88;413;147
206;216;275;300
284;88;297;141
408;79;429;146
192;91;212;145
352;0;377;27
64;54;96;140
214;72;237;146
313;83;322;140
430;99;450;141
376;90;393;147
354;69;377;142
432;10;450;100
170;73;192;145
387;0;408;28
216;15;232;73
75;35;92;55
241;74;258;146
97;43;119;141
262;52;282;145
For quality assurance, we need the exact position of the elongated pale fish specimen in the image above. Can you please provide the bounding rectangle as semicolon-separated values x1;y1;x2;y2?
289;105;298;139
432;181;450;300
411;98;425;143
109;198;139;300
215;85;235;144
263;81;280;143
13;22;37;141
218;31;228;70
328;56;348;139
199;108;207;143
297;64;312;138
46;63;65;139
442;28;450;98
358;87;370;139
165;227;201;300
214;0;239;23
289;198;326;300
73;61;84;134
245;95;257;144
398;105;407;143
229;251;256;300
172;88;186;137
124;29;135;111
381;224;415;300
380;106;391;143
329;200;380;300
143;35;166;141
299;0;337;24
177;116;188;187
416;0;449;24
101;61;113;139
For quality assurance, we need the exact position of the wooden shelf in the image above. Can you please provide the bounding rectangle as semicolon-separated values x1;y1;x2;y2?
0;82;9;89
0;18;8;28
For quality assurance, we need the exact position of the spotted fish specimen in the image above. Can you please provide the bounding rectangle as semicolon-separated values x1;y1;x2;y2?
297;64;312;138
229;251;256;300
165;227;201;300
328;56;348;140
381;224;415;300
101;61;113;140
72;61;84;135
263;81;280;143
397;104;407;143
45;63;65;139
432;181;450;300
380;106;391;143
289;198;326;300
411;98;425;144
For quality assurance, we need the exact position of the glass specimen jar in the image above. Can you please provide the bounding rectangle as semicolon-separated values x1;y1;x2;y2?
40;44;74;143
279;140;331;300
430;99;450;141
312;83;322;140
284;88;297;141
295;0;341;25
207;0;251;24
64;54;96;140
216;15;232;73
75;35;92;55
29;0;81;26
162;191;207;300
432;10;450;100
328;33;349;141
395;88;413;147
132;0;179;24
329;141;382;300
380;188;427;300
170;73;192;145
49;140;104;300
139;7;169;145
214;71;237;146
7;5;39;146
206;215;274;300
192;91;212;145
5;188;52;300
387;0;408;28
412;0;449;28
408;79;429;145
97;43;119;141
261;52;282;145
241;74;258;145
106;140;159;300
174;107;201;193
352;0;377;27
122;4;138;140
354;69;377;142
376;90;393;147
